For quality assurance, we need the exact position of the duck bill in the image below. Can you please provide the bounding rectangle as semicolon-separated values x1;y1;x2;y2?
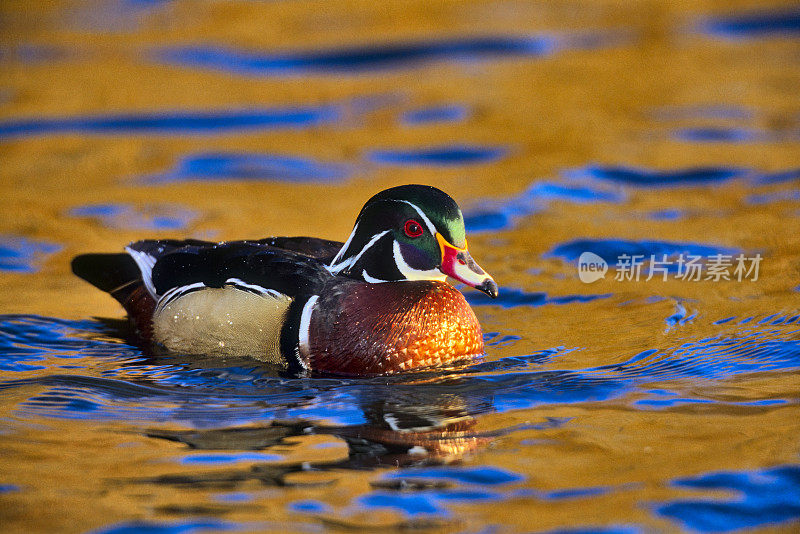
436;233;498;298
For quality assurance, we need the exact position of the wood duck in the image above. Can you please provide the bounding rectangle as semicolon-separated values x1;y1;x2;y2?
72;184;498;376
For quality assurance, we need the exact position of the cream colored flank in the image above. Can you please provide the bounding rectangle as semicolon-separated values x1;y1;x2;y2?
152;287;293;364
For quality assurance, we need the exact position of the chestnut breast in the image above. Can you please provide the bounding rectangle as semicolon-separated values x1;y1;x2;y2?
307;280;484;375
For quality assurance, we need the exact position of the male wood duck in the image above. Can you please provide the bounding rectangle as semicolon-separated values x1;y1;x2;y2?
72;184;498;376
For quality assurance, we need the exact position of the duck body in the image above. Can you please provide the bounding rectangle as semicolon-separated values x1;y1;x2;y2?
72;185;496;376
307;277;483;375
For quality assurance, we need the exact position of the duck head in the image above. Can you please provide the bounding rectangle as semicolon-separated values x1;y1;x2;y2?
327;184;498;298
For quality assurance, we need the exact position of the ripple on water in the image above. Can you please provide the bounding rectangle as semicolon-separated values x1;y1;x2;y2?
386;466;523;486
154;35;562;75
664;301;696;332
541;527;641;534
674;127;764;143
178;452;283;465
746;190;800;205
651;105;755;121
2;313;799;425
69;203;198;230
289;500;331;513
656;465;800;532
354;467;523;516
464;181;625;232
0;237;61;273
353;471;635;521
594;324;800;382
0;44;69;64
402;105;468;125
368;144;507;166
564;165;747;187
90;518;238;534
0;314;138;372
0;105;341;140
142;152;351;184
754;168;800;184
648;209;685;220
700;8;800;39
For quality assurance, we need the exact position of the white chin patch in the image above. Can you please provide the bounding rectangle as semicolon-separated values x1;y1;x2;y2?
449;260;486;286
392;241;447;282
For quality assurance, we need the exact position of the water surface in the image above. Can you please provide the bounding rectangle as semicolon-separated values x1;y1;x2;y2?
1;1;799;533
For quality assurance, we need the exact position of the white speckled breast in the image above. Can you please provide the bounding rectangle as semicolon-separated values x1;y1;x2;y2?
151;287;293;365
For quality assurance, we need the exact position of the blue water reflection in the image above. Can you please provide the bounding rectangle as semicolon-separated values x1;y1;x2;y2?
386;466;523;486
564;165;746;187
368;144;507;166
3;313;799;425
701;8;800;39
2;311;800;532
142;152;351;184
0;44;69;64
755;168;800;184
746;190;800;205
91;518;237;534
179;452;283;465
544;528;641;534
356;467;522;516
69;204;198;230
656;465;800;531
674;127;763;143
155;35;561;75
289;500;331;513
402;105;468;125
648;209;685;220
0;237;61;273
652;105;754;121
0;106;340;140
464;181;624;232
355;469;637;520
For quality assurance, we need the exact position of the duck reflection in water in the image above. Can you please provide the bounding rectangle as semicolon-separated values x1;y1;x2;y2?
144;372;497;474
320;382;496;466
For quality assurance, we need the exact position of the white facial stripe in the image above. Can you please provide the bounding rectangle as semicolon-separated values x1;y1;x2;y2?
394;200;437;235
329;221;359;267
392;240;447;282
126;247;158;298
327;230;390;274
362;269;388;283
297;295;319;367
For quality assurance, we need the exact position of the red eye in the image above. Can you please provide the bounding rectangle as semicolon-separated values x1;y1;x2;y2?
404;219;423;238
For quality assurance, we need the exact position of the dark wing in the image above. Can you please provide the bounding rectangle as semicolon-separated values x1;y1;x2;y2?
253;237;343;263
73;238;339;300
72;237;217;304
124;239;332;299
73;238;334;348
